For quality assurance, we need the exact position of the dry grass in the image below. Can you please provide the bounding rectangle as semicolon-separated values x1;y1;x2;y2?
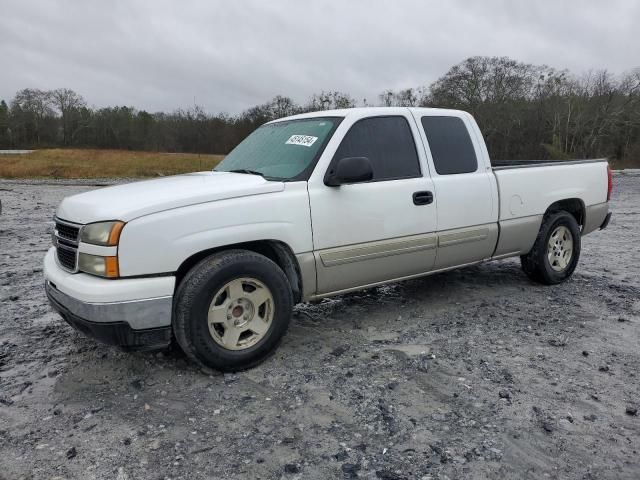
0;149;225;178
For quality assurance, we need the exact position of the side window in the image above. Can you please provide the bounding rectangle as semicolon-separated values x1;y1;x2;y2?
421;116;478;175
333;116;420;181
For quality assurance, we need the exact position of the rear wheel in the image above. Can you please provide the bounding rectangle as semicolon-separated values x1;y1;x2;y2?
520;211;581;285
173;250;293;372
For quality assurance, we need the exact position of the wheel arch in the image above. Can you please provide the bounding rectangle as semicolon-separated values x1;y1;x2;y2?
175;240;304;303
543;198;585;228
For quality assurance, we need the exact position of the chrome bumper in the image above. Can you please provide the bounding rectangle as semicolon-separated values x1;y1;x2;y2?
46;280;172;329
46;281;173;351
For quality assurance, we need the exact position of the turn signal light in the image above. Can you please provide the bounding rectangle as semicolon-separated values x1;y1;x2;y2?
78;253;120;278
105;256;120;278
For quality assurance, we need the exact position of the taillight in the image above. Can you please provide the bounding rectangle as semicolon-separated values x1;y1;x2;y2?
607;164;613;201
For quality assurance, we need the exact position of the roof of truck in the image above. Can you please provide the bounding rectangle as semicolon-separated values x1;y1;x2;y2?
269;106;471;124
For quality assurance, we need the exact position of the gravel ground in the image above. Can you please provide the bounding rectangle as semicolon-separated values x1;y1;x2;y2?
0;174;639;480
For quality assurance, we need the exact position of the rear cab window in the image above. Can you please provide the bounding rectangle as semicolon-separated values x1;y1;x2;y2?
332;116;421;181
421;116;478;175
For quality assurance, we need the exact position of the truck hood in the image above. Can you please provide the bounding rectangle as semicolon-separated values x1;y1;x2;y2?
56;171;285;224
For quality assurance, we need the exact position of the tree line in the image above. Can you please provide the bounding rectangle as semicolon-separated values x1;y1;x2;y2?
1;56;639;164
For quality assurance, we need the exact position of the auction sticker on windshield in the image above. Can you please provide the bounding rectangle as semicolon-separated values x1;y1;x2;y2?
286;135;318;147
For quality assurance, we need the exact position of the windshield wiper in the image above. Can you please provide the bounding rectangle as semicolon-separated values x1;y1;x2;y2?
220;168;284;181
228;169;265;177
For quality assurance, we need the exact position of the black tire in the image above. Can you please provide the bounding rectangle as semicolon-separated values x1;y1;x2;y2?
520;211;581;285
173;250;293;372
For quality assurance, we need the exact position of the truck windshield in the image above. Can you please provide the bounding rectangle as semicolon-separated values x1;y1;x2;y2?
215;117;341;180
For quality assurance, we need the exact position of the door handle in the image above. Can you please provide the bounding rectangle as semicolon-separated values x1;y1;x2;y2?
413;191;433;205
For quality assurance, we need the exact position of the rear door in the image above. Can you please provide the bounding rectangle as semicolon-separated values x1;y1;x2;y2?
307;110;438;295
412;111;498;269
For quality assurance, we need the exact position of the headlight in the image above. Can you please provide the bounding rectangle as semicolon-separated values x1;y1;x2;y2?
78;253;119;278
80;221;125;246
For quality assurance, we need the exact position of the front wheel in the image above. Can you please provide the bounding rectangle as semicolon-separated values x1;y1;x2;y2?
173;250;293;372
520;211;581;285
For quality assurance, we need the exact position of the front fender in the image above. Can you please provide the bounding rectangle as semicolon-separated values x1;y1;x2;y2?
117;185;313;277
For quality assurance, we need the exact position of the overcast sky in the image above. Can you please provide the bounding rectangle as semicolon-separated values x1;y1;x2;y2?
1;0;639;114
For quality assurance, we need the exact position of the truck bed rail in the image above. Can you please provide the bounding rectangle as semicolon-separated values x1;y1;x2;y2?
492;158;607;170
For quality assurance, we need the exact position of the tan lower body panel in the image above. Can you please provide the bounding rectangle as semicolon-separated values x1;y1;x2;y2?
434;223;498;269
493;215;543;257
582;202;609;235
295;252;317;301
314;224;501;296
315;233;437;294
309;219;553;300
310;259;484;300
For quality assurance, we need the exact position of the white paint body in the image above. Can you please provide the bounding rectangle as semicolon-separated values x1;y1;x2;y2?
45;107;610;314
494;162;608;220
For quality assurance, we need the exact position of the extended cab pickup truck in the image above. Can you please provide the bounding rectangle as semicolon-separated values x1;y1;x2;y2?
44;107;613;371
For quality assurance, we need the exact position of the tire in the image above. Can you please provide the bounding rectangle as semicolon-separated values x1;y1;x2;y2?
173;250;293;372
520;211;581;285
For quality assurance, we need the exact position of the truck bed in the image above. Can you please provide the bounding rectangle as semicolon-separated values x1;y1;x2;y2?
491;159;609;224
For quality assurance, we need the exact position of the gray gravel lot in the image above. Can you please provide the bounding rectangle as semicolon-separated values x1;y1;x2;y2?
0;174;639;480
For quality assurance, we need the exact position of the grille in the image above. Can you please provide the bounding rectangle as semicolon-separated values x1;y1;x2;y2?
54;218;81;271
56;245;77;271
55;222;80;242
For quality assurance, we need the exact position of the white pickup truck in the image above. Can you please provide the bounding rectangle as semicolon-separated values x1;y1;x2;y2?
44;107;612;371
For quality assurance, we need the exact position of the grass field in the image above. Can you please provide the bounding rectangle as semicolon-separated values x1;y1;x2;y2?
0;149;225;178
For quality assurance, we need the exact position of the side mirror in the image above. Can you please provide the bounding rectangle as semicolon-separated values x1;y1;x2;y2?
324;157;373;186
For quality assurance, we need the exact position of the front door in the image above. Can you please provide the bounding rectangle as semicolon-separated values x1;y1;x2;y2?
307;112;438;295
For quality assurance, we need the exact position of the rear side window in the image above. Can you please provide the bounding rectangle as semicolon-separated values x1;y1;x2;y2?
421;116;478;175
333;116;420;181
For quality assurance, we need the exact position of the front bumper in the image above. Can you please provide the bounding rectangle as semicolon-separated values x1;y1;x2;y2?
46;282;172;351
44;248;175;351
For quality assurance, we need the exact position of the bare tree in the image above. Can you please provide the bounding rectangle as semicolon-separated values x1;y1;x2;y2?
11;88;55;145
49;88;86;145
306;91;355;111
270;95;298;118
379;87;427;107
379;90;395;106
